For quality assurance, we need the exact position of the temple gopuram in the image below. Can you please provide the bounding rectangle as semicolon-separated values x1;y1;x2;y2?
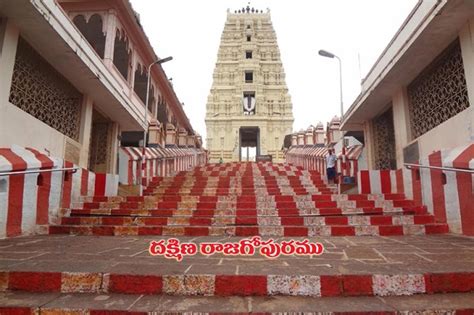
205;6;294;162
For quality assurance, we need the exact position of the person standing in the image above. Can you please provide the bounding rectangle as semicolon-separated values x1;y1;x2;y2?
326;149;337;184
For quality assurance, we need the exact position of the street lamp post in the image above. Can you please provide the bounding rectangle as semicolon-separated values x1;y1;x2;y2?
143;56;173;150
318;50;343;119
140;56;172;193
318;49;346;187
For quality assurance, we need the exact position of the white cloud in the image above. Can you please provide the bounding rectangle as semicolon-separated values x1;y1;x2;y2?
130;0;417;143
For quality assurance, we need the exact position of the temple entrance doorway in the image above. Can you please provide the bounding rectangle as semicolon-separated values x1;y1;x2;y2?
239;127;260;161
88;109;112;173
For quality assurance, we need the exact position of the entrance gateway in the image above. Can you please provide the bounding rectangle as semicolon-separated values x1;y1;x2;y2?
205;6;294;162
239;127;260;161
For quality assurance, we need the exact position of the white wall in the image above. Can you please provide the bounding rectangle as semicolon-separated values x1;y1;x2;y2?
0;103;67;158
0;19;69;162
414;107;473;158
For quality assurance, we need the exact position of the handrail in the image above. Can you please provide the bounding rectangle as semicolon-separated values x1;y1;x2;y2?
404;163;474;174
0;167;79;177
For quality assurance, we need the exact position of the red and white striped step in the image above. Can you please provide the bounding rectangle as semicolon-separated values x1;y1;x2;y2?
1;270;473;297
49;162;448;237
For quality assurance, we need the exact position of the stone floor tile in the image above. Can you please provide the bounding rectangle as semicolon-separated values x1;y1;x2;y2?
41;293;140;310
251;296;394;312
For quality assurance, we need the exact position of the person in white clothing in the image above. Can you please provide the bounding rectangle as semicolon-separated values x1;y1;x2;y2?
326;149;337;184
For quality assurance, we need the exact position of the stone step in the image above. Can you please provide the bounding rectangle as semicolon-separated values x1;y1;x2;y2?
62;205;427;216
67;208;425;218
1;292;474;313
96;199;412;209
144;191;336;196
146;186;328;190
60;214;436;226
81;193;408;203
78;200;410;210
1;270;472;297
49;223;449;236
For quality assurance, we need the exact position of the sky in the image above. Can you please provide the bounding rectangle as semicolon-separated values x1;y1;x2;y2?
130;0;418;143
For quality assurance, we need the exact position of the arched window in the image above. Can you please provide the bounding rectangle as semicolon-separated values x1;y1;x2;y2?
157;96;168;124
148;84;156;114
73;14;105;58
133;64;148;105
113;30;130;81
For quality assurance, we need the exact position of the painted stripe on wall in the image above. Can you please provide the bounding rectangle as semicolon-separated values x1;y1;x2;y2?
379;170;391;194
70;168;79;208
411;166;423;206
80;170;89;196
369;171;381;194
0;149;26;237
420;156;434;218
48;157;63;225
443;164;462;233
0;155;11;238
11;147;40;235
390;170;398;194
21;172;38;234
453;145;474;236
94;173;106;196
87;171;95;197
360;171;370;194
428;151;447;223
396;169;404;194
402;167;414;200
105;174;118;196
61;161;74;209
25;148;52;226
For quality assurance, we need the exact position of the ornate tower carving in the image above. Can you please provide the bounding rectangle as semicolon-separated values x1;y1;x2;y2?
205;6;294;162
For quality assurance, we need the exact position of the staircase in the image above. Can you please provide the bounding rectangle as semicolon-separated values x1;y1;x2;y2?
50;162;448;237
4;163;474;314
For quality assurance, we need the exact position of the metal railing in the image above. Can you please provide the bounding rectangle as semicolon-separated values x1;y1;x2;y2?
0;167;79;177
404;163;474;174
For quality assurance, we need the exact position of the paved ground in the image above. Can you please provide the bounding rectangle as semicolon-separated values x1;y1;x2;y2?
2;291;474;312
1;234;474;275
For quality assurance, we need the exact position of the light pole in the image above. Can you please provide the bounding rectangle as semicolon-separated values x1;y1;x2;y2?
318;50;343;119
140;56;172;192
143;56;173;149
319;49;346;186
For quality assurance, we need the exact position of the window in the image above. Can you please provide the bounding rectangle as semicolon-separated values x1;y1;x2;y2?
373;107;396;170
134;65;148;105
408;40;469;139
9;38;82;140
72;14;105;58
245;71;253;83
113;31;130;81
246;51;253;59
247;35;251;42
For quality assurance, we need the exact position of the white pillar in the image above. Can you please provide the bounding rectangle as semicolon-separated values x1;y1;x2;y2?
103;11;117;68
392;88;412;168
364;120;376;170
459;20;474;142
78;96;93;169
0;19;19;106
108;122;120;174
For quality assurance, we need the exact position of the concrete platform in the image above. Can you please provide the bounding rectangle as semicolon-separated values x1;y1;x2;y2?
2;234;474;276
1;291;474;313
1;234;474;298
